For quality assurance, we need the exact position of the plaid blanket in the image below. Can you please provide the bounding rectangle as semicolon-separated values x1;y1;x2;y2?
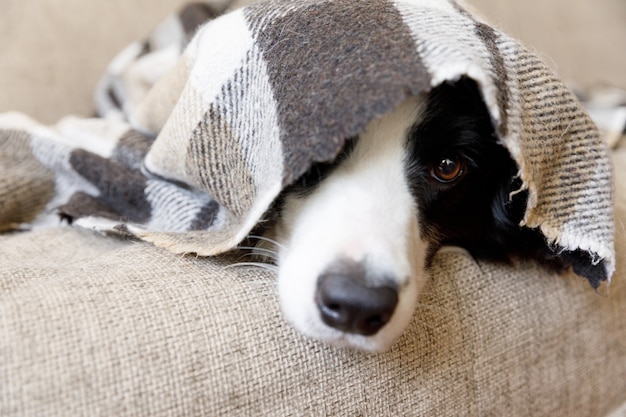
0;0;616;288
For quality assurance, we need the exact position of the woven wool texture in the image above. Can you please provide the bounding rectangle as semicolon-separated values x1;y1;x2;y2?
0;0;615;288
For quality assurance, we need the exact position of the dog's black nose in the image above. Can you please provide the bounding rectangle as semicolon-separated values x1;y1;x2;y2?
315;271;398;336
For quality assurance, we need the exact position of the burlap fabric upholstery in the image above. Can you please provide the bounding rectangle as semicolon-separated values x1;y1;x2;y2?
2;147;626;415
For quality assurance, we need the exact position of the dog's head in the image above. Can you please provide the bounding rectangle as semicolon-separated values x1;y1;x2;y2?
270;78;554;352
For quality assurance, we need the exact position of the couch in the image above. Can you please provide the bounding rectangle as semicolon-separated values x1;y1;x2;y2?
2;0;626;415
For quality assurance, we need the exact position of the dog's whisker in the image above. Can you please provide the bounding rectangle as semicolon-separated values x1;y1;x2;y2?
221;262;279;273
236;246;279;261
238;251;279;263
246;234;286;250
238;249;278;259
617;217;625;235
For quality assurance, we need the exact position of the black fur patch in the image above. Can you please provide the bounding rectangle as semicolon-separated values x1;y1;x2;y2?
405;77;561;268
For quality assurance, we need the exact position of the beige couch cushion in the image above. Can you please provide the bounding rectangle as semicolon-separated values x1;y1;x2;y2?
2;148;626;416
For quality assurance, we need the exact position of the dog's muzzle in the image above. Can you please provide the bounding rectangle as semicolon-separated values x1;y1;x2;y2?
314;259;398;335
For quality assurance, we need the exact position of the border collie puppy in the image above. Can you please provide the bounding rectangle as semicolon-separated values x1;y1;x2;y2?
263;77;557;352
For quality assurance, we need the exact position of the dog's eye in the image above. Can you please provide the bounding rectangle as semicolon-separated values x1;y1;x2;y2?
431;158;465;183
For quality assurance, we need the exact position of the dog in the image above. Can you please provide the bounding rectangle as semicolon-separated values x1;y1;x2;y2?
251;77;563;352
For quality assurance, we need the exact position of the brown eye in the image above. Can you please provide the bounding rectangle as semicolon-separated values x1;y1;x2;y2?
432;158;464;183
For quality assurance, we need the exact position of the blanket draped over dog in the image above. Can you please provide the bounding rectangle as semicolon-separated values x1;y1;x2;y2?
0;0;615;287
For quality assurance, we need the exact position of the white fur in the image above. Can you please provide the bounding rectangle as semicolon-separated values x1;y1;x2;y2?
275;96;429;352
